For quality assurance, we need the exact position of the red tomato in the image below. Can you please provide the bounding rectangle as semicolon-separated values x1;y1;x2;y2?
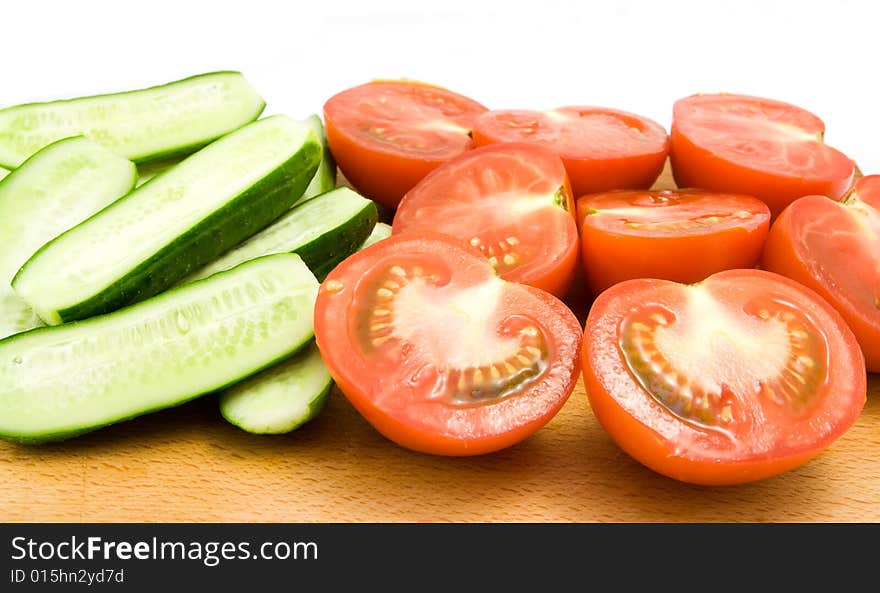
471;106;669;197
670;93;855;217
323;80;487;208
763;175;880;371
582;269;865;485
577;189;770;295
314;233;583;456
393;143;579;298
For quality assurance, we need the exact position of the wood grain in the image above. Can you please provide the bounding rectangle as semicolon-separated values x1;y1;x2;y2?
1;164;877;523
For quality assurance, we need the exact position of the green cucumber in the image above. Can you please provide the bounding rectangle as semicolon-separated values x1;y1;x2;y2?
0;253;318;444
0;137;136;339
219;341;331;434
0;71;265;169
13;114;321;325
184;186;377;283
300;115;337;204
216;218;392;436
360;222;392;249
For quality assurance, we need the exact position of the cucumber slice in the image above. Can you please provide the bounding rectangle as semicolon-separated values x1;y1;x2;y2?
13;115;321;325
360;222;392;249
0;253;318;443
299;115;337;205
219;341;331;434
184;187;377;283
0;137;136;339
215;219;392;436
0;71;265;169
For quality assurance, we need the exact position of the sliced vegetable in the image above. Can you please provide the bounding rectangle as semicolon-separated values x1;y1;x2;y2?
13;115;321;325
324;80;487;208
219;341;331;434
300;114;337;204
473;106;669;197
763;175;880;371
361;222;392;249
184;187;377;283
0;71;265;168
577;189;770;295
0;253;319;443
670;93;855;217
0;137;136;339
314;233;582;456
582;269;866;485
393;143;578;297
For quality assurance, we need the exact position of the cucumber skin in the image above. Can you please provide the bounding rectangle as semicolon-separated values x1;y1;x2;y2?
304;200;378;281
0;71;266;169
14;127;322;324
0;254;317;444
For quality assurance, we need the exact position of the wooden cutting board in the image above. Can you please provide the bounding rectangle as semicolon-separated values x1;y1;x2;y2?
2;164;878;523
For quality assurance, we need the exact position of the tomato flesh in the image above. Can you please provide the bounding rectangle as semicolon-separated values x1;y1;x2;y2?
670;93;855;217
314;233;583;456
323;80;487;208
583;269;865;485
472;106;668;197
763;175;880;370
393;143;579;297
577;189;770;294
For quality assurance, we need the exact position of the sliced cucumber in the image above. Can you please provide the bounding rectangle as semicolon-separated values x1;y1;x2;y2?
184;187;377;283
216;218;392;436
219;341;331;434
299;115;337;205
0;253;318;443
13;115;321;325
0;137;136;339
0;71;265;169
360;222;392;249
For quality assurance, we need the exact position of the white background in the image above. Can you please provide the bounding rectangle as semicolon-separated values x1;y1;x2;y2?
2;0;878;171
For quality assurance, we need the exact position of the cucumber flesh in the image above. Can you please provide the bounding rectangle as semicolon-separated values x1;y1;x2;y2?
184;186;377;283
0;137;136;339
299;115;337;205
0;71;265;168
219;341;331;434
360;222;392;249
216;216;392;436
13;115;321;325
0;253;318;443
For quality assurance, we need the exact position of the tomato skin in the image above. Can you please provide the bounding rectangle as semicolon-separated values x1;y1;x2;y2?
472;106;669;198
762;187;880;371
323;80;488;208
314;233;583;456
577;189;770;295
582;269;866;486
670;94;855;217
393;143;580;298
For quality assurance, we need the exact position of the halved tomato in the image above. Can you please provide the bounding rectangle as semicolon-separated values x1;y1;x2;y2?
577;189;770;295
471;106;669;197
763;175;880;371
670;93;855;217
314;233;582;456
393;143;579;297
323;80;488;208
583;269;865;485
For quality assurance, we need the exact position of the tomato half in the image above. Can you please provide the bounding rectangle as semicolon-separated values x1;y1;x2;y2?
582;269;865;485
763;175;880;371
314;233;582;456
323;80;488;208
392;143;579;298
577;189;770;295
471;106;669;197
670;93;855;217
